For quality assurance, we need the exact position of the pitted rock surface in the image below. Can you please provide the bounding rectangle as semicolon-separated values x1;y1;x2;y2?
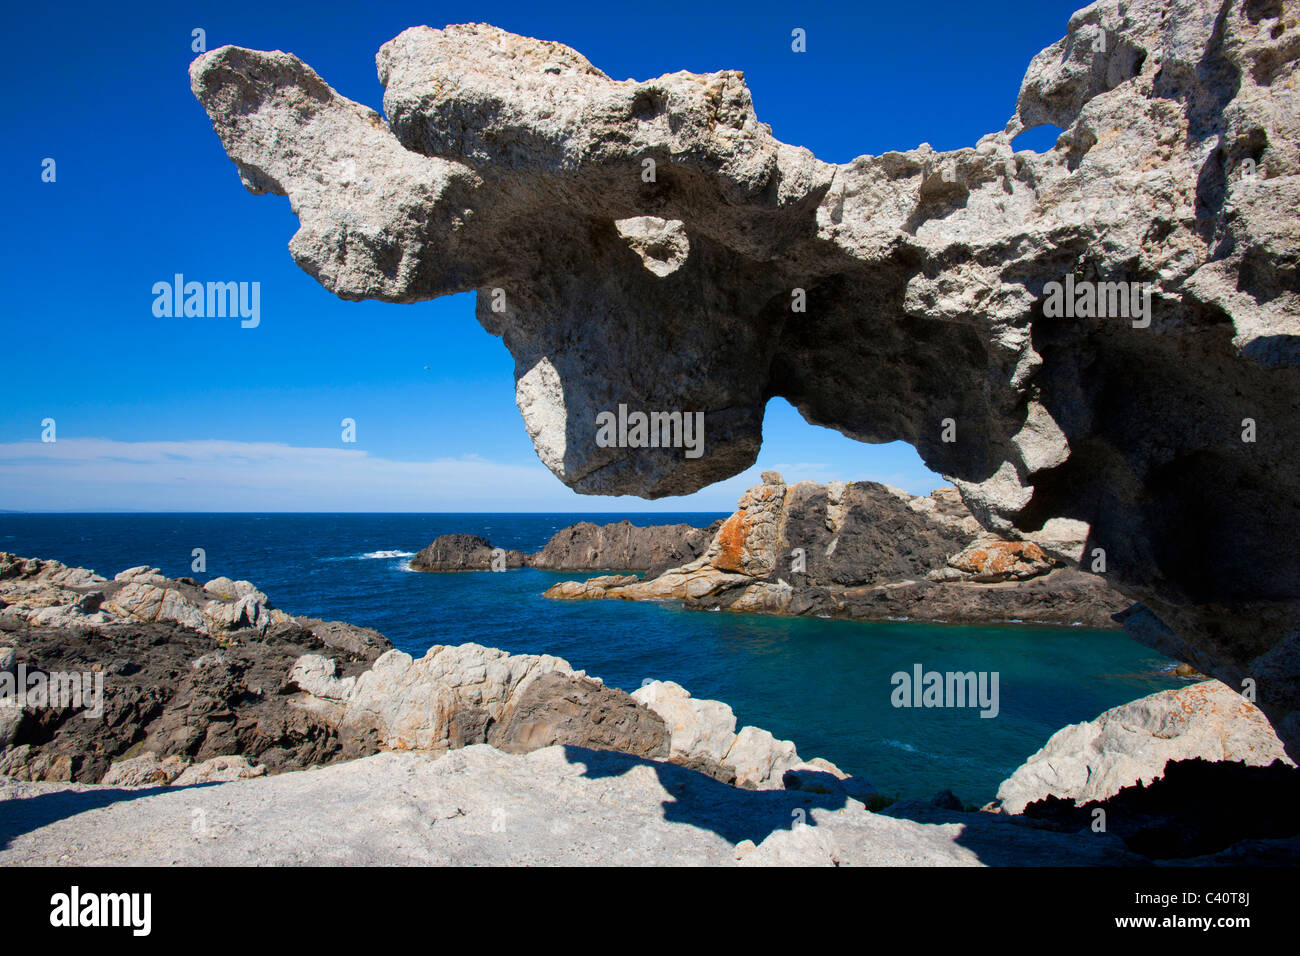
189;2;1300;749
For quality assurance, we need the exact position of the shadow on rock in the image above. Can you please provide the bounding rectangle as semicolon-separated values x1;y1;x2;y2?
1019;757;1300;860
559;745;850;846
0;784;171;851
880;799;1148;866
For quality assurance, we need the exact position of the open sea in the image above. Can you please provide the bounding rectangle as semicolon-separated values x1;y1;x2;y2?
0;512;1185;803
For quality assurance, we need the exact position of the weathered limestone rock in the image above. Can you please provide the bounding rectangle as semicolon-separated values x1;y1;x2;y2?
0;746;1148;866
294;617;393;662
996;680;1296;814
107;579;290;636
0;553;293;639
614;216;690;276
631;679;815;789
202;577;267;603
0;554;114;631
189;1;1300;750
725;726;802;790
945;538;1055;582
290;643;669;759
632;680;738;766
172;754;267;786
105;582;208;631
542;574;640;600
113;566;168;586
0;554;106;590
97;751;267;788
101;752;191;787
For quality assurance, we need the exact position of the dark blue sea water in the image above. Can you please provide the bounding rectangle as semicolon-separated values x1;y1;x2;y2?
0;513;1185;802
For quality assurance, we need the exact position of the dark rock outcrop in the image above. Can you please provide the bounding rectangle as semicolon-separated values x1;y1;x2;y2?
527;519;719;575
786;569;1125;629
294;617;395;660
489;670;668;758
1021;758;1300;860
0;614;383;784
1;553;855;794
0;555;683;783
410;534;526;571
0;552;401;783
409;520;719;574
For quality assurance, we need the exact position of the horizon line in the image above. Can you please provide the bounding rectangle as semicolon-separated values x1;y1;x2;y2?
0;509;734;516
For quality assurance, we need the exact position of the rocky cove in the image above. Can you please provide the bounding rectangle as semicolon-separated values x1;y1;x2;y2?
0;0;1295;874
1;547;1297;864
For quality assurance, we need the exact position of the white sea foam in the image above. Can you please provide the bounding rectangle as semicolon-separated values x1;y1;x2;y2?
360;550;415;559
882;739;920;754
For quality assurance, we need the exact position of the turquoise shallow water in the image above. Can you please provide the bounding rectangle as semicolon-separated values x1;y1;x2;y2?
0;512;1185;802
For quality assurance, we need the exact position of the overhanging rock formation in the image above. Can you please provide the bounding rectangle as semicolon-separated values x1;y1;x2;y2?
189;0;1300;751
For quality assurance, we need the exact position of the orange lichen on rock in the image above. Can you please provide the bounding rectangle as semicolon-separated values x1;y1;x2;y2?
948;539;1054;581
710;511;751;573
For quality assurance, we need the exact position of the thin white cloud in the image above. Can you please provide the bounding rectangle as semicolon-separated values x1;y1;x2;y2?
0;438;560;512
0;438;749;512
0;439;948;513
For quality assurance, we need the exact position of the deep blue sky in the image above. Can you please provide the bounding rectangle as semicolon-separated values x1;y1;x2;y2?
0;0;1079;511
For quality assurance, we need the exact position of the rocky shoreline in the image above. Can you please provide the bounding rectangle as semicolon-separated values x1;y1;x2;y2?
2;549;1297;864
417;474;1129;629
0;552;865;795
0;554;390;784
